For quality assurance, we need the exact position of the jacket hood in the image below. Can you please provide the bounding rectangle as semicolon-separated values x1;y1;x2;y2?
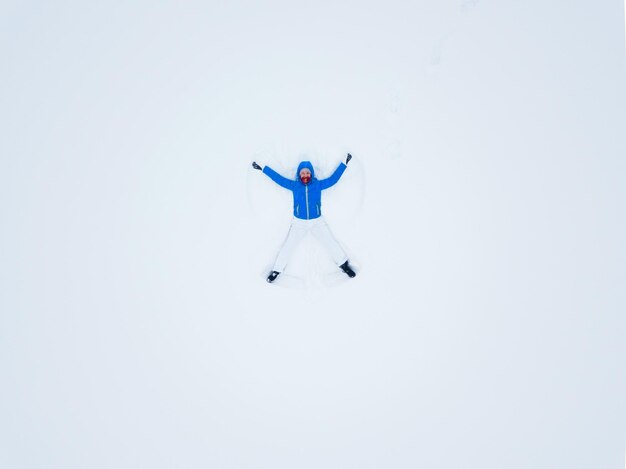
296;161;315;180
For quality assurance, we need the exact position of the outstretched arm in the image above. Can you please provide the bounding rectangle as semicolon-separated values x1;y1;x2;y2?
319;154;351;190
260;164;295;190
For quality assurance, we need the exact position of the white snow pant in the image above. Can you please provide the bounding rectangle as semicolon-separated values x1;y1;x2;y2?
273;217;348;273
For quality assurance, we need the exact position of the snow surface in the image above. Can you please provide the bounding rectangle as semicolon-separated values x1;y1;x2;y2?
1;1;625;468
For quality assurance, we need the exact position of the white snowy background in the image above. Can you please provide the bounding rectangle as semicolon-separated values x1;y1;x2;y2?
1;1;625;468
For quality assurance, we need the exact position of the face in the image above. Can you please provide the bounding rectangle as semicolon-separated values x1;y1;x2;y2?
299;168;311;184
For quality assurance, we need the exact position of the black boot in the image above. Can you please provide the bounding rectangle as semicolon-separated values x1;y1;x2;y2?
266;271;280;283
339;261;356;278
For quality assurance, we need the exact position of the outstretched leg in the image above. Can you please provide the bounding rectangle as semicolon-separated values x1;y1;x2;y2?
272;220;308;273
310;218;349;267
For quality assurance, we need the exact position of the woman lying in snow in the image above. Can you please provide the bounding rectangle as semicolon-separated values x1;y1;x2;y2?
252;154;357;283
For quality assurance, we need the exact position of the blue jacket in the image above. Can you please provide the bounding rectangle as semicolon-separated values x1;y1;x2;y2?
263;161;347;220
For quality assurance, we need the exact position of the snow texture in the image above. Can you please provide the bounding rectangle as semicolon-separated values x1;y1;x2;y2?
1;1;625;469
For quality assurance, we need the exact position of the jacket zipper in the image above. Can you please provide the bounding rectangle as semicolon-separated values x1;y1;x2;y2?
305;186;310;219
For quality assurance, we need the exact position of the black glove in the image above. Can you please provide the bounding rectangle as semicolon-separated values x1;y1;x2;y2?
346;153;352;165
252;161;262;170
